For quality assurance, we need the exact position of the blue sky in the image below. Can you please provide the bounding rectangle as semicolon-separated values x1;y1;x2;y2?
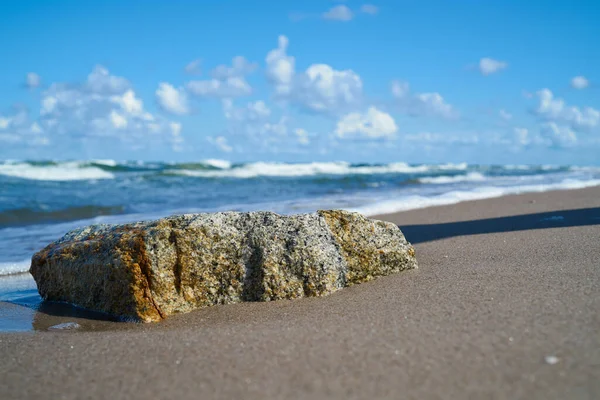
0;0;598;164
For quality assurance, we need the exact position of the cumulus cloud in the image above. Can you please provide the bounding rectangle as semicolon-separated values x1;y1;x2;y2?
295;128;310;144
360;4;379;15
223;99;271;121
479;58;507;76
265;36;363;115
212;56;257;79
156;83;190;115
391;80;458;119
221;98;289;143
403;131;479;145
25;66;183;150
109;110;128;129
111;90;144;116
323;5;353;21
184;59;202;75
25;72;41;89
86;65;130;94
0;108;50;146
186;56;255;99
0;117;10;129
571;76;589;90
540;122;577;147
266;35;295;96
186;77;252;98
296;64;363;113
208;136;233;153
534;88;599;131
335;107;397;138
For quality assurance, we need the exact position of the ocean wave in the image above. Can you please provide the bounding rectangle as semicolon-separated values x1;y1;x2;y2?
418;172;487;184
353;178;600;216
0;259;30;276
201;159;232;169
164;161;471;179
0;162;114;181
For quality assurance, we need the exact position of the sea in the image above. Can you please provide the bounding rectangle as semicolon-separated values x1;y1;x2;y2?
1;159;600;328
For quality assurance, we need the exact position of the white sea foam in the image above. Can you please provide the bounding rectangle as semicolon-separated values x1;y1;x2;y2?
0;163;114;181
201;159;232;169
90;159;118;167
353;178;600;216
418;172;487;184
0;259;30;276
167;161;470;178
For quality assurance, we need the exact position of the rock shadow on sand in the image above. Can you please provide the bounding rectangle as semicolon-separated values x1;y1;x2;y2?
400;207;600;244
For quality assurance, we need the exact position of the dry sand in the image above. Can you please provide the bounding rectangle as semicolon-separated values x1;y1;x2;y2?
1;187;599;399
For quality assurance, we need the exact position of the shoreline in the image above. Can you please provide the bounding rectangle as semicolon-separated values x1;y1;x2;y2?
1;186;599;398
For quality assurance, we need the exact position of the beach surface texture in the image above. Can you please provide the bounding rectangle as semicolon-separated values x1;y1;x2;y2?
1;187;599;399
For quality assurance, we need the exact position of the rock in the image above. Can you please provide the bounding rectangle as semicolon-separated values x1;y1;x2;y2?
30;210;417;322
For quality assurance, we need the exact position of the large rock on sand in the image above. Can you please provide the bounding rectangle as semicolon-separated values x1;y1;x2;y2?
30;210;417;322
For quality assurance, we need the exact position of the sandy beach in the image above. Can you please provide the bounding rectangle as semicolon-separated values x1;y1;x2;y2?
1;186;599;399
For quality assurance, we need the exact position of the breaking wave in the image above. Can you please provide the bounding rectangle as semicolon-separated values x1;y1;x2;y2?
353;178;600;216
0;162;114;181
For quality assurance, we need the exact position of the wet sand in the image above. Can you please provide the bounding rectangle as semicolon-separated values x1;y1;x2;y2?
1;187;599;399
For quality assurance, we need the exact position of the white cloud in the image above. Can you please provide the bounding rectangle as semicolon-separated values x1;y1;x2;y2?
266;35;295;96
541;122;577;147
391;80;457;119
391;80;410;98
335;107;397;138
25;72;41;89
86;65;130;94
170;121;182;136
23;66;183;149
403;131;479;145
295;128;310;144
0;109;50;146
499;109;513;120
571;76;589;90
185;56;256;99
30;122;43;134
212;56;257;79
261;116;288;136
360;4;379;15
534;88;599;130
186;76;252;98
109;110;128;129
111;90;144;115
208;136;233;152
156;83;190;115
323;5;353;21
479;58;507;76
0;117;10;129
184;59;202;75
296;64;363;113
223;99;271;121
170;122;183;151
265;36;363;115
415;93;455;119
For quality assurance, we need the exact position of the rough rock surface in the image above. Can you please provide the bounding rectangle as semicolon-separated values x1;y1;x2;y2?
30;210;417;322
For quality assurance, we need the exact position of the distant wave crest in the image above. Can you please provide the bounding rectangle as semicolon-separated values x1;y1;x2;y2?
0;162;115;181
